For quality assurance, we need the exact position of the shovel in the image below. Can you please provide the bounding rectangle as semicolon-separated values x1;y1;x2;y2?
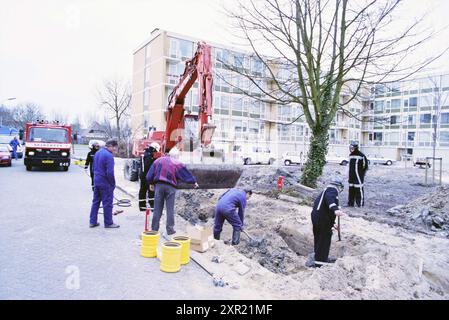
242;230;265;247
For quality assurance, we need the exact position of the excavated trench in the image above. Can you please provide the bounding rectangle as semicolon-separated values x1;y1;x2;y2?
175;189;370;275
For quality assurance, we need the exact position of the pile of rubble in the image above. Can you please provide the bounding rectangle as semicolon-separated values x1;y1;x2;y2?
386;185;449;236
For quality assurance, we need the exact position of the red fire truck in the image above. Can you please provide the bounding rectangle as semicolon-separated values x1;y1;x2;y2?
24;120;72;171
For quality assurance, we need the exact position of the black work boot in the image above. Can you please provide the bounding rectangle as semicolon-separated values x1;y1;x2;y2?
213;231;221;240
231;230;241;245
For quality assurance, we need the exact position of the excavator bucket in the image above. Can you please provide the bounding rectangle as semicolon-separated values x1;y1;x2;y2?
178;164;244;189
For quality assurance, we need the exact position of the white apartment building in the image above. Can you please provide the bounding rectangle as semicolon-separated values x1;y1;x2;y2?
131;28;360;160
131;28;448;165
361;74;449;166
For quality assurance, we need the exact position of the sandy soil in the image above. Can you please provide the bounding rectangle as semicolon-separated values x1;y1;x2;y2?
169;163;449;299
173;190;449;299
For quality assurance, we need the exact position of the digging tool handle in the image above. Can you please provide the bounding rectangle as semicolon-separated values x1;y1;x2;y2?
337;216;341;241
242;230;253;240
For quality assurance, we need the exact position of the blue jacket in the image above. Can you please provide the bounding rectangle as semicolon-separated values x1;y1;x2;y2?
146;156;196;188
93;147;115;189
216;188;247;224
9;139;19;150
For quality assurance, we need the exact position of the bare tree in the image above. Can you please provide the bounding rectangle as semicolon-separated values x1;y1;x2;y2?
97;78;131;145
224;0;446;187
426;75;449;183
0;105;14;127
11;103;44;129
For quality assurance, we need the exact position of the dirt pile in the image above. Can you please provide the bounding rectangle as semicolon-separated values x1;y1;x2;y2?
385;185;449;236
175;190;219;224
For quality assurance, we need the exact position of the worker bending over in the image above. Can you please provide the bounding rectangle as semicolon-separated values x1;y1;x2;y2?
311;177;345;267
213;188;252;245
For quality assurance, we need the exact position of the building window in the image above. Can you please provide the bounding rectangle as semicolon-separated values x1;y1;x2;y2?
231;96;243;114
221;95;230;114
374;132;383;141
390;115;398;124
179;39;193;58
440;131;449;143
407;132;415;141
420;114;431;124
408;115;416;125
374;101;384;112
404;99;408;107
409;97;418;107
169;39;178;58
391;99;401;109
277;124;290;141
440;113;449;124
419;132;431;143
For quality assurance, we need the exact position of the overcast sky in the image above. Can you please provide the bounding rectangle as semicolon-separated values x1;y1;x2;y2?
1;0;449;125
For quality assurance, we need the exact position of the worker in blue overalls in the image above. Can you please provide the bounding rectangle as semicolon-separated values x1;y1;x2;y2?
213;188;252;245
9;136;20;160
89;139;120;228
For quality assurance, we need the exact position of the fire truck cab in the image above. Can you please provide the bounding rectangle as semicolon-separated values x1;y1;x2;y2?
24;120;72;171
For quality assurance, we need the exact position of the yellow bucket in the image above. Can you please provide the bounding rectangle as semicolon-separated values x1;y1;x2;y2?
141;231;160;258
172;236;191;265
160;242;182;273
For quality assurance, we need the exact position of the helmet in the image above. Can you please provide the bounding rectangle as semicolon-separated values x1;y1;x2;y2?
350;141;359;149
149;142;161;152
329;176;344;189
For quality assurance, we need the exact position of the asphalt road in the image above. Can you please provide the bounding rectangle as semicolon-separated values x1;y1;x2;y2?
0;158;248;299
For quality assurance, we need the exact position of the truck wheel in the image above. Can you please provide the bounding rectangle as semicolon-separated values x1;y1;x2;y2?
124;160;139;181
284;160;291;166
341;160;348;166
244;158;252;165
26;165;32;171
386;160;393;166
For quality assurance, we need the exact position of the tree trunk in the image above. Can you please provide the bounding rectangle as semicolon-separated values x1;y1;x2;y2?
116;114;121;145
300;128;329;188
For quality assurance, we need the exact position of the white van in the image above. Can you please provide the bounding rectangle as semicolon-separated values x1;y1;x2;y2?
236;145;276;165
282;151;303;166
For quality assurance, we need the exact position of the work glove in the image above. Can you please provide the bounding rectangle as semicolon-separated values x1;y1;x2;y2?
194;182;199;189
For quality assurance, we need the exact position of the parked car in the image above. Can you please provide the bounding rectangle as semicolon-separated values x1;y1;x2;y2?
326;152;349;165
0;135;23;158
367;154;396;166
282;151;303;166
240;146;276;165
0;145;12;166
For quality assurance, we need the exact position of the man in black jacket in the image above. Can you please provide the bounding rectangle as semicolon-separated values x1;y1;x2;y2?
348;142;368;207
311;177;345;267
139;142;160;211
85;141;100;191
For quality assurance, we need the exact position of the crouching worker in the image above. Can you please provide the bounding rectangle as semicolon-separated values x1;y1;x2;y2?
213;188;252;245
311;177;345;267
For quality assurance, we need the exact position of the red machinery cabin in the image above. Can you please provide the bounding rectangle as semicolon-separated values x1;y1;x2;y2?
24;120;72;171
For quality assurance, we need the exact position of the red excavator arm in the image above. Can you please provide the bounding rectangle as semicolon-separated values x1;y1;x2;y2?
128;41;242;189
163;41;216;153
